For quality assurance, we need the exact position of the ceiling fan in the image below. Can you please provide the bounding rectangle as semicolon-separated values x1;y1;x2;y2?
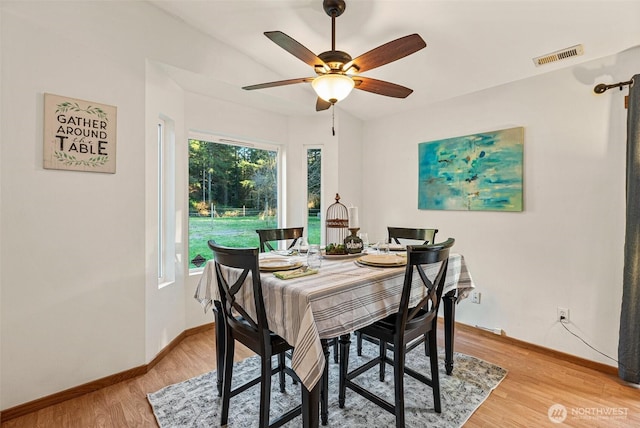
242;0;427;112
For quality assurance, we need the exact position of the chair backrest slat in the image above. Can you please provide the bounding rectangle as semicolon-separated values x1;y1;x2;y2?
256;227;304;252
397;238;455;332
208;240;270;340
388;227;438;245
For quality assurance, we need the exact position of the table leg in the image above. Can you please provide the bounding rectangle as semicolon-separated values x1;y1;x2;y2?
338;333;351;408
213;301;225;396
443;290;456;375
302;381;320;428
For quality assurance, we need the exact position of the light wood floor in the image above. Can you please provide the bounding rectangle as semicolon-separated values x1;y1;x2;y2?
2;322;639;427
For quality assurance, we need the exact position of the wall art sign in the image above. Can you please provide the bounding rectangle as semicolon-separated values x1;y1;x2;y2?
43;93;117;173
418;127;523;211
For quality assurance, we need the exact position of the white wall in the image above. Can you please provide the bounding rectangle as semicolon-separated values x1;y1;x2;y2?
1;1;148;409
286;108;363;243
144;61;187;362
360;47;638;366
0;0;363;409
1;0;636;413
0;0;4;410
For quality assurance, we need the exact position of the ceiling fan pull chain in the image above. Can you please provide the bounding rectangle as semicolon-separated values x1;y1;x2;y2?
332;105;336;136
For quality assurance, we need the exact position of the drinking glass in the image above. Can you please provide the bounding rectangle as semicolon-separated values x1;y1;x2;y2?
307;244;322;270
358;232;369;251
294;236;308;256
377;238;390;254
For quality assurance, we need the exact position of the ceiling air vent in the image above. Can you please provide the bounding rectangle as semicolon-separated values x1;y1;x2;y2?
533;44;584;67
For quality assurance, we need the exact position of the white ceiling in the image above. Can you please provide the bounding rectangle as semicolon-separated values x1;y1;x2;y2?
149;0;640;121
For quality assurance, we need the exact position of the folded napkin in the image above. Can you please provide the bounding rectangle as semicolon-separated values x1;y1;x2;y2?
273;267;318;280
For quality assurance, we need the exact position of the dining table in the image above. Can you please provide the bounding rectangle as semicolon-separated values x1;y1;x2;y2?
195;249;475;427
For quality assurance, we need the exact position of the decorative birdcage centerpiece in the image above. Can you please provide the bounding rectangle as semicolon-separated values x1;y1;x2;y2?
325;193;349;253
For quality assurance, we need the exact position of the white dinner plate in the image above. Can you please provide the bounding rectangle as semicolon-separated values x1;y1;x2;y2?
259;259;303;272
357;254;407;267
370;243;406;251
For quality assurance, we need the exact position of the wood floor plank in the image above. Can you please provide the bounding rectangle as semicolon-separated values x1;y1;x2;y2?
2;319;639;427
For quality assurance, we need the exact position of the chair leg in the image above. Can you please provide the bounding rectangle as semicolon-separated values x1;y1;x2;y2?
220;330;235;426
356;331;363;356
393;341;406;428
428;331;442;413
287;350;298;385
259;353;273;428
379;339;386;381
333;338;339;364
278;353;286;393
423;332;429;356
338;334;351;408
213;303;225;397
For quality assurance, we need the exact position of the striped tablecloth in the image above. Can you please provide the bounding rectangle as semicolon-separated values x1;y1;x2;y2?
194;252;475;391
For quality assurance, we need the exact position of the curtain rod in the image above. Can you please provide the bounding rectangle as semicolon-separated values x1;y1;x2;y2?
593;78;634;94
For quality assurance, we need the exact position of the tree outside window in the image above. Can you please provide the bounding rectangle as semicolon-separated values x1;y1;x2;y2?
188;139;278;268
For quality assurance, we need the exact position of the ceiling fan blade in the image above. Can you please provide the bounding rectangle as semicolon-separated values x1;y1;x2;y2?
243;77;313;91
264;31;328;69
347;34;426;73
353;76;413;98
316;97;332;111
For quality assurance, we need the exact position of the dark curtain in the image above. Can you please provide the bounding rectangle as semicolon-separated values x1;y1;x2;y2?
619;74;640;383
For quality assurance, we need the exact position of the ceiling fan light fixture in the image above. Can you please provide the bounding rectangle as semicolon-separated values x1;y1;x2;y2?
312;73;354;103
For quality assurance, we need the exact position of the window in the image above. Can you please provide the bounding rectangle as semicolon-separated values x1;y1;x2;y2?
158;122;164;278
188;137;280;269
307;147;322;245
157;118;176;286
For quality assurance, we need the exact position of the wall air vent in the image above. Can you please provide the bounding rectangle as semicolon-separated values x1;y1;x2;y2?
533;44;584;67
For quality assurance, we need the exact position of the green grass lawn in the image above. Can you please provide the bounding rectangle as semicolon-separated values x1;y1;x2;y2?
189;215;321;268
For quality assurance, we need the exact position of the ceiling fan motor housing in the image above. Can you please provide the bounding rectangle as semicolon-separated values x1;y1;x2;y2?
324;0;346;17
317;50;353;74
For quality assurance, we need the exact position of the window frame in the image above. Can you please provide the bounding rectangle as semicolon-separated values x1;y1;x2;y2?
187;132;283;271
157;117;176;288
304;144;324;245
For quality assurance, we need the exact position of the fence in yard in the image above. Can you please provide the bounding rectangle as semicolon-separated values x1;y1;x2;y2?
189;205;321;220
189;205;269;218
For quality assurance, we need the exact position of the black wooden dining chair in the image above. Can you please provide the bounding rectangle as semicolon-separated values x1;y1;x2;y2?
388;226;438;245
338;238;455;428
256;227;304;253
209;241;302;428
356;226;439;357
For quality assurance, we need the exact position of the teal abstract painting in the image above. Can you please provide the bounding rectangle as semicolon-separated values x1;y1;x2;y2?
418;127;523;211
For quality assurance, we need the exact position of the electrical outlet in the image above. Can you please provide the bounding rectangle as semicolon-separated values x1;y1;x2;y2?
471;291;481;304
557;307;570;323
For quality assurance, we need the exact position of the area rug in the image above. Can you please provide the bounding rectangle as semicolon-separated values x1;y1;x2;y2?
148;339;507;427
